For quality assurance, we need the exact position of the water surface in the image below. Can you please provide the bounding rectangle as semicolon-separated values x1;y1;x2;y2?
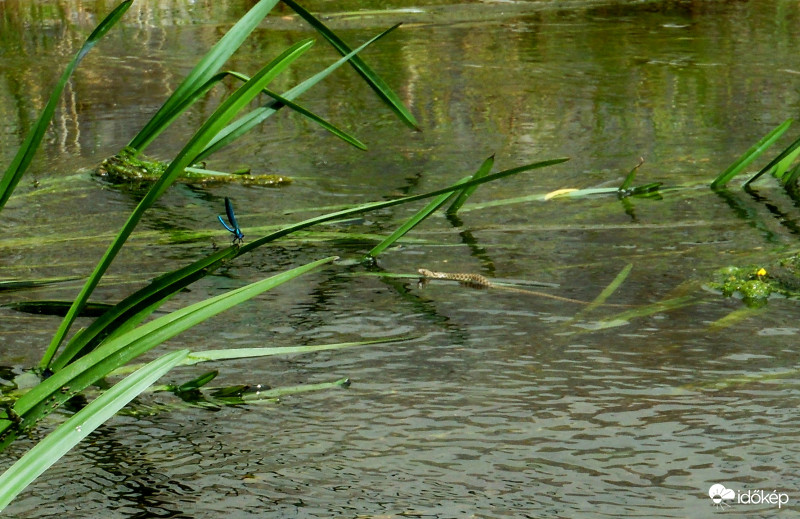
1;0;799;517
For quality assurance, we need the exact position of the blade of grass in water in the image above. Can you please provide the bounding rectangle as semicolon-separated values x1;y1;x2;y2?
0;349;189;513
126;0;280;153
239;157;570;254
710;118;793;189
446;155;494;214
681;368;800;391
744;133;800;187
576;295;696;331
110;337;412;377
282;0;419;131
5;257;337;446
42;40;315;370
619;157;644;191
195;26;398;162
0;1;132;211
366;178;468;260
581;263;633;315
51;247;238;371
707;306;766;331
211;72;367;151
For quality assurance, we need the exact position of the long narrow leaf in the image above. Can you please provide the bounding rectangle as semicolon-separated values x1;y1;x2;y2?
195;25;398;162
126;0;280;153
447;156;494;214
110;337;411;377
0;1;132;211
367;179;468;260
7;257;337;444
744;133;800;187
50;247;239;371
282;0;419;131
582;263;633;315
42;40;315;369
239;157;570;254
710;118;792;188
0;349;189;513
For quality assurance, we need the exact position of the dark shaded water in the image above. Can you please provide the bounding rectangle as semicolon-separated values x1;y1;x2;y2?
1;0;800;517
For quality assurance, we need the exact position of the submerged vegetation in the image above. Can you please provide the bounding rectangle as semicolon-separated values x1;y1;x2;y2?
1;0;800;513
95;149;292;186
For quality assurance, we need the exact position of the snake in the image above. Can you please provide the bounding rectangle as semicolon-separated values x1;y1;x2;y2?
417;268;623;306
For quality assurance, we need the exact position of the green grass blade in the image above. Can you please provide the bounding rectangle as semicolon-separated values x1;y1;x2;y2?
771;144;800;182
126;0;280;153
282;0;418;131
195;26;397;162
710;118;793;189
0;1;132;211
259;87;367;149
744;133;800;187
42;40;315;370
619;157;644;191
446;156;494;214
581;296;695;330
0;349;188;513
239;157;569;254
6;257;337;445
367;178;468;260
240;378;350;401
181;337;410;365
50;247;237;371
582;263;633;314
111;338;409;377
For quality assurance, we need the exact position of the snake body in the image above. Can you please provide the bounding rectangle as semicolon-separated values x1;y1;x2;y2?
417;269;493;287
417;268;603;305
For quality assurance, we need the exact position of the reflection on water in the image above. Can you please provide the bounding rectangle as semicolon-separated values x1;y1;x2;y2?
2;0;800;517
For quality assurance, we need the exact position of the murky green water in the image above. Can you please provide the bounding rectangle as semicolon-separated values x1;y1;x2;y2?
2;0;800;517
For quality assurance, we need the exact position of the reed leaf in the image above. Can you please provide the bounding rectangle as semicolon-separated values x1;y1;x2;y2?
771;144;800;182
109;337;411;377
583;263;633;314
181;337;410;365
0;349;189;513
197;72;367;156
0;1;132;211
579;295;696;331
42;40;315;370
619;157;644;191
4;257;337;446
710;118;793;189
282;0;419;131
366;186;462;260
126;0;280;153
446;155;494;214
50;247;238;371
195;26;398;162
239;157;570;254
744;133;800;187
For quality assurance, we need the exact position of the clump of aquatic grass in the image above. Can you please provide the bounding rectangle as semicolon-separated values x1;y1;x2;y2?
0;0;418;508
0;0;576;510
710;117;800;189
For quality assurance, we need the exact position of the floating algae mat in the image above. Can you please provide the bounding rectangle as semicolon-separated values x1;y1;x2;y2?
709;254;800;306
95;149;291;187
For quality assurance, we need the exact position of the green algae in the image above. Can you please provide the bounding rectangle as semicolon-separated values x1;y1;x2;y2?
95;149;291;187
709;255;800;306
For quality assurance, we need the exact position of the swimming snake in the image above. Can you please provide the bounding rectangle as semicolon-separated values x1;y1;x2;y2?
417;268;624;306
